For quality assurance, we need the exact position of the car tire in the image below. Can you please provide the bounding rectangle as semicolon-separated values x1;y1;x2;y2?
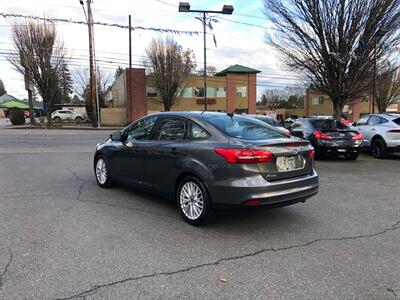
75;116;83;123
371;138;388;159
94;156;114;188
177;176;211;226
344;153;359;160
53;116;61;122
314;150;324;160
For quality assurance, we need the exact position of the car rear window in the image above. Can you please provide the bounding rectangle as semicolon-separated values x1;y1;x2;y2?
205;115;286;140
393;117;400;125
310;119;349;130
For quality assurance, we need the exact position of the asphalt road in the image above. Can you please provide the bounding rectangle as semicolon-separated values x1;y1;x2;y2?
0;129;399;300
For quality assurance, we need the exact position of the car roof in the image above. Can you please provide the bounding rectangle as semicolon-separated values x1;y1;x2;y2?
251;115;275;119
365;113;400;120
149;111;253;119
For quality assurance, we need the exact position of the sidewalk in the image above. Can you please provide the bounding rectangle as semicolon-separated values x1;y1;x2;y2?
0;118;122;130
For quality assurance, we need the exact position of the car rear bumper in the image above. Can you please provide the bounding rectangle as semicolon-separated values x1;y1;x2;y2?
316;145;362;155
385;140;400;150
209;169;319;207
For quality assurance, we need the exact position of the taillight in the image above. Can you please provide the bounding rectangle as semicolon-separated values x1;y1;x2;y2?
215;148;275;164
314;130;333;140
309;148;315;158
352;133;363;140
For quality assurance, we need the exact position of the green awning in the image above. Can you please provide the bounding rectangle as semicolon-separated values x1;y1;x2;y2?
0;100;40;110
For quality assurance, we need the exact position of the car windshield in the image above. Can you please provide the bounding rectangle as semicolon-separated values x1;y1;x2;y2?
256;117;282;127
311;119;349;130
205;114;286;140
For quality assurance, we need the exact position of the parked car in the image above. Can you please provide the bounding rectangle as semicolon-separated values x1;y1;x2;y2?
51;109;85;122
351;113;400;158
93;112;319;225
248;115;291;136
284;117;296;129
290;117;363;160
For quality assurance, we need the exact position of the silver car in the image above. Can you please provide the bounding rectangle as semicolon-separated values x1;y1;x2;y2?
352;113;400;158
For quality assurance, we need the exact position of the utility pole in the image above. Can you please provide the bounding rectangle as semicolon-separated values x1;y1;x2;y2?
372;40;377;114
178;2;233;112
202;12;207;111
86;0;97;127
128;14;132;122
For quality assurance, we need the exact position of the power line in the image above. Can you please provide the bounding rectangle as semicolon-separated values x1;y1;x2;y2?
0;12;200;35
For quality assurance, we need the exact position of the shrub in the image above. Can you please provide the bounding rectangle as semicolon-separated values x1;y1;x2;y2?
10;109;26;125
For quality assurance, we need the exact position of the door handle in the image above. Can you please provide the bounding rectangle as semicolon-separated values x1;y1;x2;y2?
371;127;376;131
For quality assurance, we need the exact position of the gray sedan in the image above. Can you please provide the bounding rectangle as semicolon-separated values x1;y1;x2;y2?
94;112;319;225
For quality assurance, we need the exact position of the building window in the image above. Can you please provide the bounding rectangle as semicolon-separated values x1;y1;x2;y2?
146;87;158;98
207;87;216;97
236;86;247;97
216;87;226;97
181;87;193;98
312;96;324;105
195;87;205;97
361;95;369;102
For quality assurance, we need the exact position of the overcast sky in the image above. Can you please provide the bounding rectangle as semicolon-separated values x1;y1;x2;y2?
0;0;304;100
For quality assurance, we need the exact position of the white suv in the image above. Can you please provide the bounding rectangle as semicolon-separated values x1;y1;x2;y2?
352;113;400;158
51;110;85;122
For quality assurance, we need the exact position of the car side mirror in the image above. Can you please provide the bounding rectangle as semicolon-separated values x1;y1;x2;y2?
110;131;122;141
352;122;357;126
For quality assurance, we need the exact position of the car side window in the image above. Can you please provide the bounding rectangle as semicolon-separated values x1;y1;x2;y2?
367;116;381;126
379;117;388;124
154;117;186;141
356;115;369;126
189;122;209;140
126;116;158;141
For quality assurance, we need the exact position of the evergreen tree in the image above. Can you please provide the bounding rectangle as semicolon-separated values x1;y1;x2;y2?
0;78;6;96
58;62;73;103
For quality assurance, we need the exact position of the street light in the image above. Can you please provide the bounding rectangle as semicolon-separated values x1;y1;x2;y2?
372;28;389;113
178;2;234;111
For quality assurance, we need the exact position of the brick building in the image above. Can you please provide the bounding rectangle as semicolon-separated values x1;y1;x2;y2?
102;64;260;126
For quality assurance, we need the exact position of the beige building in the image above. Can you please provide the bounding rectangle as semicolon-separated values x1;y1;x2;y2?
102;65;261;126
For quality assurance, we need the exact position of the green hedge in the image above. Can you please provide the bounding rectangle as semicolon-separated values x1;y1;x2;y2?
10;109;25;125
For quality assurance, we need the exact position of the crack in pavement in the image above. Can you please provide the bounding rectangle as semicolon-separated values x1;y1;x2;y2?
55;219;400;300
0;247;13;289
66;168;177;220
387;288;399;298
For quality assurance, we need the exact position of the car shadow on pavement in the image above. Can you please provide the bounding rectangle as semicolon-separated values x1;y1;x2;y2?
114;183;312;229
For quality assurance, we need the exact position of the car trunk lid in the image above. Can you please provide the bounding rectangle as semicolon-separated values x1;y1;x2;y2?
231;138;313;181
319;129;359;140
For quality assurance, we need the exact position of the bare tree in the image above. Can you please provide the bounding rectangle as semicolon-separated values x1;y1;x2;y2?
375;64;400;113
145;37;196;111
73;68;112;101
72;68;112;120
9;21;66;126
264;0;400;120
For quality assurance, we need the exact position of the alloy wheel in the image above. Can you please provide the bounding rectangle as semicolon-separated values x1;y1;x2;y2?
95;158;108;184
179;181;204;220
